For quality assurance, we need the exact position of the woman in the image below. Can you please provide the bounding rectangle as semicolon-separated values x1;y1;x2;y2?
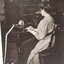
26;6;56;64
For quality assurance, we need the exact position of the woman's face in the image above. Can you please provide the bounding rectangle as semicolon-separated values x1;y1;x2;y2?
36;9;45;16
40;9;45;16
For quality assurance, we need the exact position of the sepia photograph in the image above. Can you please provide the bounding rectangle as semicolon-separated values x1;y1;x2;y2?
0;0;64;64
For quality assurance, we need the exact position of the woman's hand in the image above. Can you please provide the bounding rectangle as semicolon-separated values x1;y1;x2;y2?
26;26;35;32
25;26;37;38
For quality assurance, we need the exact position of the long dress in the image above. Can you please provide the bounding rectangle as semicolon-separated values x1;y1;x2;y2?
27;14;56;64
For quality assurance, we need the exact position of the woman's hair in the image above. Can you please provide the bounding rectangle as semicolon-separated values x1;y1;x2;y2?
40;6;52;14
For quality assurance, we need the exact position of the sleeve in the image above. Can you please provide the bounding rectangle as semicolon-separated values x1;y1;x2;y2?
35;19;48;40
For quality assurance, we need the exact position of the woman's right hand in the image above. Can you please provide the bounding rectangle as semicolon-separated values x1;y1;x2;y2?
25;26;34;32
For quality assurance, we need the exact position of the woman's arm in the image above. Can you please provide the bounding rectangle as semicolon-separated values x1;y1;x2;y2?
26;26;37;37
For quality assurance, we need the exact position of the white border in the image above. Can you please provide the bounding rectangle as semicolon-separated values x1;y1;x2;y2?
0;22;3;64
